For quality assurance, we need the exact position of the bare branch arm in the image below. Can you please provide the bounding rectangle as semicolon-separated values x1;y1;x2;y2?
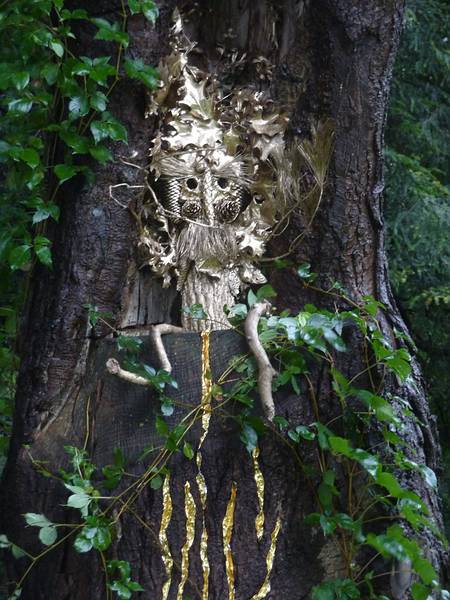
244;300;276;421
150;323;184;373
106;324;183;385
106;358;151;386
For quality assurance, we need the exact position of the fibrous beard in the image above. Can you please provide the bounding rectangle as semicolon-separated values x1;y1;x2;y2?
176;222;238;266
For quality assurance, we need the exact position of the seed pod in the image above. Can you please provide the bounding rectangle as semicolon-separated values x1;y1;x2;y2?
158;178;181;221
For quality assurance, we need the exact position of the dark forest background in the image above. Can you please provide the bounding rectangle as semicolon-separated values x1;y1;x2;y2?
384;0;449;527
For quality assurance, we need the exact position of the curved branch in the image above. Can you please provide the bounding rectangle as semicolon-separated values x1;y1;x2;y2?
106;358;150;386
150;323;184;373
244;300;276;421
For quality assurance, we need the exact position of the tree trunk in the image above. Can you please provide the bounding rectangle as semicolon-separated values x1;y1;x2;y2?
1;1;446;599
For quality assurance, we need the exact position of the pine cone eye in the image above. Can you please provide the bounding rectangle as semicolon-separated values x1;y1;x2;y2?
182;200;202;218
217;198;241;223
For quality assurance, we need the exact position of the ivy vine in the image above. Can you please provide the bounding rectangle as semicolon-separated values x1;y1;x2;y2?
0;0;159;470
1;270;448;599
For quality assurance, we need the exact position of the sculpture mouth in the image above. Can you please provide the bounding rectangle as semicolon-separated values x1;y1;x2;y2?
176;221;238;265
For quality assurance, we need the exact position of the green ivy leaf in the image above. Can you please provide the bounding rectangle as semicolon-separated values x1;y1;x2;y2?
24;512;52;528
18;148;40;168
89;58;116;86
411;582;432;600
297;263;317;283
89;144;113;163
116;335;142;352
414;558;438;586
9;244;31;271
60;8;89;20
109;581;132;599
161;399;174;416
42;63;59;85
38;526;57;546
90;113;128;144
150;474;163;490
312;579;360;600
8;98;33;113
273;416;289;430
34;236;52;267
288;425;315;443
59;129;90;154
183;303;207;319
256;284;277;300
91;18;129;48
155;416;169;438
12;71;30;91
124;58;159;89
68;95;90;119
128;0;159;23
240;423;258;453
54;163;79;183
319;515;336;535
183;441;194;460
49;39;65;57
376;471;403;497
74;533;93;553
90;91;108;112
419;465;437;489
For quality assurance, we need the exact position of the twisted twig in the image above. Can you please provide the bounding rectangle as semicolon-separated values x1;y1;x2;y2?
106;358;150;386
244;300;276;421
106;324;184;384
150;323;184;373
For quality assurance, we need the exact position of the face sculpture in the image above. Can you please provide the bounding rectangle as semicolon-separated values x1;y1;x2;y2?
141;19;290;333
152;147;266;331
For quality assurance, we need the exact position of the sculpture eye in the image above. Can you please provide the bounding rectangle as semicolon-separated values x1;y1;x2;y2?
217;177;229;189
186;177;198;190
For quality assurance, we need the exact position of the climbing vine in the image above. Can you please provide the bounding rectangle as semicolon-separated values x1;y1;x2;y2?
0;0;158;467
0;0;159;595
1;271;448;599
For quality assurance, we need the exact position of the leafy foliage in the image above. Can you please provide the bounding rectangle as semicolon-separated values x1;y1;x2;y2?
0;0;159;597
0;0;159;476
385;0;450;527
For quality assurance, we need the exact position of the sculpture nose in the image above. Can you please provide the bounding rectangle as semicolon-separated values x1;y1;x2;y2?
201;172;216;225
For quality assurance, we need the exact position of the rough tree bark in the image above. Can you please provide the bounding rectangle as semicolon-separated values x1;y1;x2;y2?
1;1;446;599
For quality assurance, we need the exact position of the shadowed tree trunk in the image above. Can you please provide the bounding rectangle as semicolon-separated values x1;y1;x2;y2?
1;1;446;599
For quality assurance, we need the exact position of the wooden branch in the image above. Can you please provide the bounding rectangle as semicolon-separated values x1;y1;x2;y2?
150;323;184;373
106;358;150;386
106;324;184;384
244;300;276;421
390;559;412;599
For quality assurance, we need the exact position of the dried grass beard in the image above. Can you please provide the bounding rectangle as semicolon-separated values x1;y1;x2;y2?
176;222;238;265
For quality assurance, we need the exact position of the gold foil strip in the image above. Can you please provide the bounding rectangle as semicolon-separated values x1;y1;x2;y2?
177;481;196;600
196;330;212;599
199;331;213;448
252;448;265;541
159;475;174;600
222;481;237;600
250;516;282;600
196;460;210;600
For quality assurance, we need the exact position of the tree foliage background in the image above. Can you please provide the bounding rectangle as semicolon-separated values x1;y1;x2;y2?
384;0;450;527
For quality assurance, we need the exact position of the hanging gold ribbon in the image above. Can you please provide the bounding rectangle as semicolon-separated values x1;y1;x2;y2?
176;481;196;600
159;474;174;600
252;447;265;542
223;481;237;600
250;516;282;600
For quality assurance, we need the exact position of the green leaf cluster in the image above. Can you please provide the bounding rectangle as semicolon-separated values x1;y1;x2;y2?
385;0;450;530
